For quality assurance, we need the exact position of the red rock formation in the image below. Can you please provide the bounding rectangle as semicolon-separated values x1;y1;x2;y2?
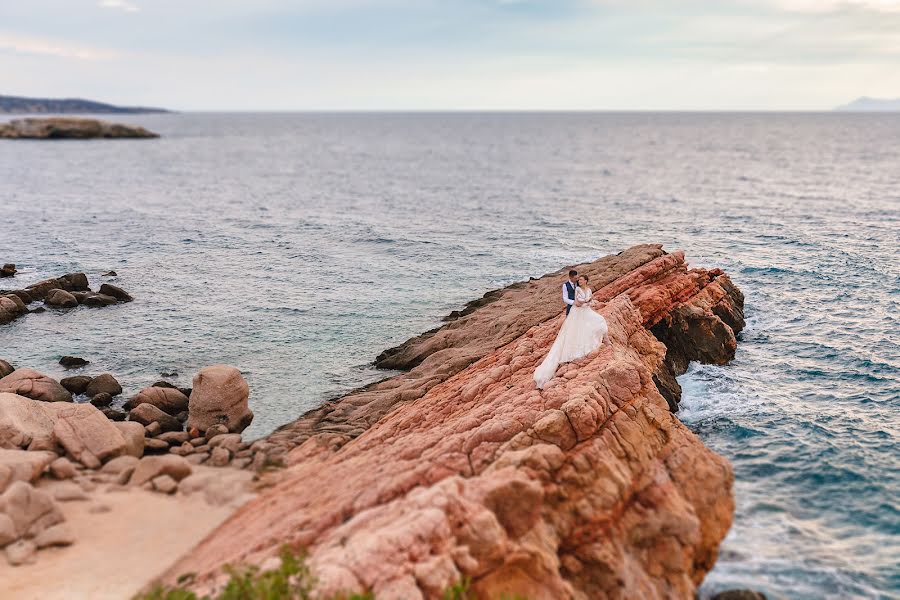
163;246;741;599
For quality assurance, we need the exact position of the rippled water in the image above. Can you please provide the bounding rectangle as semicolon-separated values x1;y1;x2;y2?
1;112;897;598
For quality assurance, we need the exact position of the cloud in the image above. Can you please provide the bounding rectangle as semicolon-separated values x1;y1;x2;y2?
98;0;139;12
0;32;120;60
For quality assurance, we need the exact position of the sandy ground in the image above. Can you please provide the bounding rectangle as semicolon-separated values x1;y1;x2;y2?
0;475;251;600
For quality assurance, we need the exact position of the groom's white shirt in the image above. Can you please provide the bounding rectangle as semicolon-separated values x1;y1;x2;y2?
562;281;575;306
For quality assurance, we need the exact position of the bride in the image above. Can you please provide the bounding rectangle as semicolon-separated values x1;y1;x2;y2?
534;275;609;389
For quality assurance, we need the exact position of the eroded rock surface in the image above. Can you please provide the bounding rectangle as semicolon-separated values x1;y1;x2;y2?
162;246;742;599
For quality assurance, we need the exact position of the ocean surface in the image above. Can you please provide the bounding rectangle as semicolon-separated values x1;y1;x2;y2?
0;112;897;599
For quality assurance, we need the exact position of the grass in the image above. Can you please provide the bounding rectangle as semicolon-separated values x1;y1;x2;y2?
137;548;532;600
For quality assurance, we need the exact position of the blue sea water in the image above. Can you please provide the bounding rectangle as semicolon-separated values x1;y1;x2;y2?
0;112;897;599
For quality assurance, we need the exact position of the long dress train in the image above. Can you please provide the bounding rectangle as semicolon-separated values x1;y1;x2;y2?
533;286;608;389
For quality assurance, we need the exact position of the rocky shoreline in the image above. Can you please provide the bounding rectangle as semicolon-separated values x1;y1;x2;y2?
1;245;747;598
159;245;744;599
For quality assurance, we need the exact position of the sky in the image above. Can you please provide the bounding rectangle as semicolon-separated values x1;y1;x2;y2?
1;0;899;110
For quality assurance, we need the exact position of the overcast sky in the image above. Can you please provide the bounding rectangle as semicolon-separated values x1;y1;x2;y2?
2;0;899;110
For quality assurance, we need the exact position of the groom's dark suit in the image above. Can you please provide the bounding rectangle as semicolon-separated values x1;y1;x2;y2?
564;280;576;315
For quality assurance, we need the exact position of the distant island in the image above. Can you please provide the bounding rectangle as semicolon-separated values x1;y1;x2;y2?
834;97;900;112
0;94;168;115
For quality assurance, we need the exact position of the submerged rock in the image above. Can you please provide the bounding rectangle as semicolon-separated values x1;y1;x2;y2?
59;356;89;369
0;117;159;139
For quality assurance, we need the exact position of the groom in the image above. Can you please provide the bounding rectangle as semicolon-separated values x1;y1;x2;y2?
562;269;578;315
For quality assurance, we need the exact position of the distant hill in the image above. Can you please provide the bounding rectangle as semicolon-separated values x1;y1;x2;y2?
0;94;168;114
834;97;900;112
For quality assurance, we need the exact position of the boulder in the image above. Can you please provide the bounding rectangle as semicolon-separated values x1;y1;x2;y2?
208;433;242;454
49;457;77;480
59;356;89;369
0;393;58;451
34;523;75;548
71;291;90;304
101;455;140;475
188;365;252;434
0;480;64;538
0;359;13;379
3;294;26;313
129;455;192;486
0;297;21;325
98;283;133;302
90;392;113;407
0;449;57;492
45;288;78;308
151;474;178;494
85;373;122;398
207;446;231;467
112;421;145;458
83;293;117;307
144;438;169;453
128;404;182;433
51;403;127;468
60;272;89;291
101;407;127;421
0;263;15;278
5;539;36;565
144;422;161;437
204;424;229;442
8;290;33;304
157;431;190;446
0;369;72;403
125;386;189;415
60;375;92;395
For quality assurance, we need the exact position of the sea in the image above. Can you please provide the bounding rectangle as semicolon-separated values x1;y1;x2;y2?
0;112;897;599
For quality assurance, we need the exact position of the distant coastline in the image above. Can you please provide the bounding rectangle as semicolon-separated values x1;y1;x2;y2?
834;97;900;112
0;94;169;115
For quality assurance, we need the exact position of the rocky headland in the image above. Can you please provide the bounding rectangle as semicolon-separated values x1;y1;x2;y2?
0;245;746;598
160;244;744;599
0;118;158;139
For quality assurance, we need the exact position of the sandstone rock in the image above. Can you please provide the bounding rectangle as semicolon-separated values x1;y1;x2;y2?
188;366;253;434
207;447;231;467
208;433;242;454
129;404;181;433
0;449;56;492
125;386;189;415
0;263;15;277
49;457;77;480
0;117;159;139
82;293;118;307
45;288;78;308
144;422;162;437
129;455;191;486
59;356;89;369
60;375;92;395
112;421;145;458
0;480;64;538
151;474;178;494
51;403;127;468
85;373;122;397
204;424;229;442
0;393;58;451
158;431;190;446
34;522;75;548
0;369;72;403
98;283;133;302
164;247;740;600
0;359;14;379
5;539;36;565
144;438;170;453
90;392;113;407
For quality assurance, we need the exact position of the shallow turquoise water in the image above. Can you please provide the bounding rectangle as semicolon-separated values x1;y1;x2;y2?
0;113;897;598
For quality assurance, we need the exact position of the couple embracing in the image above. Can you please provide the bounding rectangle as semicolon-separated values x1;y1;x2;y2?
533;269;610;389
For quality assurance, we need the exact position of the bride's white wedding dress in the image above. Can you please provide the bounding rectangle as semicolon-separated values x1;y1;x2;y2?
534;286;608;389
